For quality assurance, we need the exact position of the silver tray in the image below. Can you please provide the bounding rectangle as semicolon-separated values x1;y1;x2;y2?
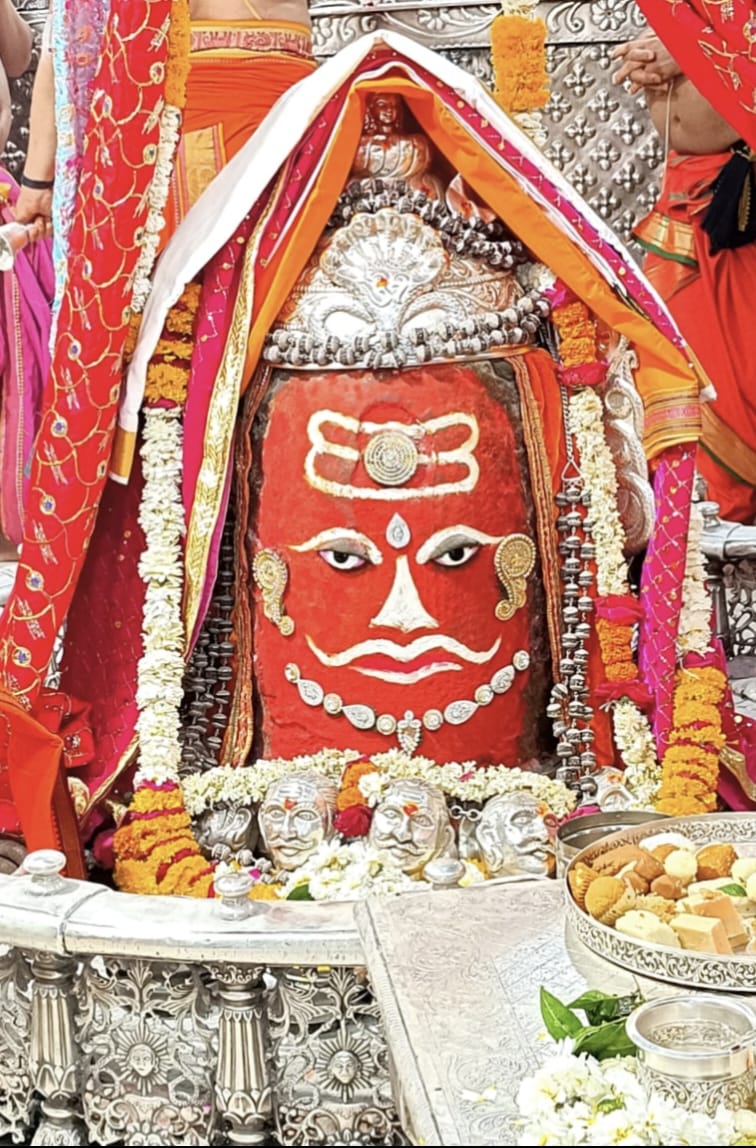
565;812;756;992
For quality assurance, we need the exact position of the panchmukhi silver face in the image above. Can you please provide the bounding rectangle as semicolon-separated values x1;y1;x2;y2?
367;778;456;877
475;791;555;877
258;771;339;871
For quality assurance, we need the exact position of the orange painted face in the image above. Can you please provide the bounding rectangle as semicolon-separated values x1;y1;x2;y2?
253;364;534;763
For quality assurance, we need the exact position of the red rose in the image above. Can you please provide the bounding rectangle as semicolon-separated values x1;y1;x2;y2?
335;805;373;838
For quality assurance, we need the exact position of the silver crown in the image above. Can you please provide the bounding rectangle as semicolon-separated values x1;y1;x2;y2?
264;202;550;371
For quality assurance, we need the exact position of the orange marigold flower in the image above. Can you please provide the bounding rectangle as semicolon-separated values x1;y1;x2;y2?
491;15;549;113
337;785;365;812
605;663;639;683
160;853;210;896
249;883;284;901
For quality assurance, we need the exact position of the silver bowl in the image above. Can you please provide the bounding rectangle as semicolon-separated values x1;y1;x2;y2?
627;994;756;1114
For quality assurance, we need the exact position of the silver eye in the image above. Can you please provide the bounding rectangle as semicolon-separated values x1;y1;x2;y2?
318;550;367;571
433;544;480;568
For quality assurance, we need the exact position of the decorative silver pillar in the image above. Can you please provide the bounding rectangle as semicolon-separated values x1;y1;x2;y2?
28;950;84;1146
211;963;273;1146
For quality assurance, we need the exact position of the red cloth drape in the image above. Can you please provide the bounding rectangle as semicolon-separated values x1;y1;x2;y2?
637;1;756;150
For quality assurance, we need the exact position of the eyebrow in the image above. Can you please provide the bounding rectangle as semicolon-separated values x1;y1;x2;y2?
416;525;503;565
289;528;383;565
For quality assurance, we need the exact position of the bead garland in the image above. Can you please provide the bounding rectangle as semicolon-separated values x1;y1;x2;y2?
546;385;597;786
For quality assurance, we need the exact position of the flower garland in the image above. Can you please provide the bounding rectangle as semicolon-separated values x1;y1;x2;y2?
551;287;609;389
656;665;728;816
113;279;210;897
567;387;660;805
112;406;214;897
335;757;380;838
180;749;578;823
516;1046;756;1145
490;1;549;146
130;0;192;314
611;698;661;807
652;501;722;816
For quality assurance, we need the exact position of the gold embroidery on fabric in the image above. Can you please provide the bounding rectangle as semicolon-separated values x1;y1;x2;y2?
511;354;563;669
182;180;284;647
222;374;269;765
176;125;226;216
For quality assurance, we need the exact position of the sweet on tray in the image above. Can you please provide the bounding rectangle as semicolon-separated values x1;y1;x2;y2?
568;830;756;957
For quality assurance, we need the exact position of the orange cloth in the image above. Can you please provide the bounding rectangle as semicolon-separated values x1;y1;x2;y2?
161;21;316;242
635;151;756;522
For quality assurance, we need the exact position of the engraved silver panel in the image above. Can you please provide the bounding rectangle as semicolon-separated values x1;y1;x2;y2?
268;966;403;1145
75;957;218;1146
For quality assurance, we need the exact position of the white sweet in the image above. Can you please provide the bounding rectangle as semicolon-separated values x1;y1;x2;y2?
663;849;698;885
615;909;681;948
639;831;695;853
731;858;756;885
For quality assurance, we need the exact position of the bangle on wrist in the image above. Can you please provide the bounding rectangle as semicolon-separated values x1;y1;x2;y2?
20;174;54;190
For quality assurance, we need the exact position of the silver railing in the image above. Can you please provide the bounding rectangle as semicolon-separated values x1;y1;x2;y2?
0;854;404;1146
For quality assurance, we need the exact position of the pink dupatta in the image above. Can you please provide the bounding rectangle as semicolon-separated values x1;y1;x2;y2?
0;172;54;545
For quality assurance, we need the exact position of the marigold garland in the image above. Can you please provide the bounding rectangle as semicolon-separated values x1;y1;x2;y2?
595;618;636;683
143;281;202;406
655;666;728;816
491;13;549;115
552;289;609;389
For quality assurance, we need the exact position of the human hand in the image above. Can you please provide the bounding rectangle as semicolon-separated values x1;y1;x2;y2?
610;34;681;94
13;185;52;238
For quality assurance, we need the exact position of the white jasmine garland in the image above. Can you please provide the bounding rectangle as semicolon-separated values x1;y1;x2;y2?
611;699;661;809
567;389;665;802
181;749;577;820
677;502;714;656
134;408;186;788
131;104;182;313
568;389;629;597
516;1051;750;1145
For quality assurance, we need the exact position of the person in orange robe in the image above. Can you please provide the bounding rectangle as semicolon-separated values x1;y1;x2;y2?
612;30;756;523
16;0;317;240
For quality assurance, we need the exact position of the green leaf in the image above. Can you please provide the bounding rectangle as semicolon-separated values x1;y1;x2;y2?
720;883;747;897
286;882;313;901
568;990;619;1025
568;990;641;1026
573;1018;637;1061
540;987;582;1040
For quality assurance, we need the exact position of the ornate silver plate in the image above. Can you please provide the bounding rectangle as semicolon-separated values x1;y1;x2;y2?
565;813;756;992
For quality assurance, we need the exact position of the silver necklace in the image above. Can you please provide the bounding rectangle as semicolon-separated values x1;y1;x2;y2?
283;650;530;753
